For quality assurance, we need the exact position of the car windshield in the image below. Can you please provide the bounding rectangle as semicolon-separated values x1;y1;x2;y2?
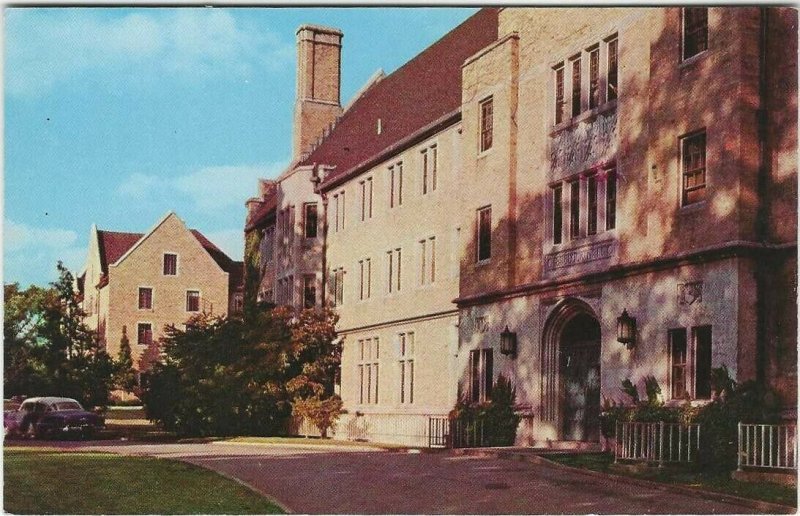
53;401;82;411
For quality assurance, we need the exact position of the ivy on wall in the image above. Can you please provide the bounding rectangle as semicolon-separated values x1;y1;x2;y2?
243;229;263;314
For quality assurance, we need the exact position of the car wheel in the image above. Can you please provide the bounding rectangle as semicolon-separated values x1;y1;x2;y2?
25;424;38;440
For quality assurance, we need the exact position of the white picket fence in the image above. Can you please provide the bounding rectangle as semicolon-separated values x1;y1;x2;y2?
738;423;797;471
615;421;700;466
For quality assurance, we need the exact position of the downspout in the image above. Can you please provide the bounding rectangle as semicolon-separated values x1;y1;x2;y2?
754;7;770;386
312;164;329;307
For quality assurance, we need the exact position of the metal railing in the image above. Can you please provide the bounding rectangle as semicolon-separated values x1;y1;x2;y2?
428;417;449;448
615;421;700;466
738;423;797;471
449;418;486;448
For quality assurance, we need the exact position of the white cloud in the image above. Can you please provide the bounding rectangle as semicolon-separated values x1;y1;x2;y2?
4;219;86;286
5;219;79;252
115;160;287;212
203;228;245;261
6;9;293;98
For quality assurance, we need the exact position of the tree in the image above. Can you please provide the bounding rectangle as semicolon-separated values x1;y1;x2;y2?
114;326;138;394
3;262;116;408
141;306;342;438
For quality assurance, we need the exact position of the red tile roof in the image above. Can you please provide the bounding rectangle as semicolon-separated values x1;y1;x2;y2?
301;8;499;189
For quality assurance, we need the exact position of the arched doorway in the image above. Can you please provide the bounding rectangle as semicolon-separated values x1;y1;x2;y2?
559;312;601;441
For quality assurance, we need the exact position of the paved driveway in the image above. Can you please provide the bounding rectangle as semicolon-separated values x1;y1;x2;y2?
17;441;776;514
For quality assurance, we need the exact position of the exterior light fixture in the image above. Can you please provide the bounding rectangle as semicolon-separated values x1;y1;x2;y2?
617;309;636;349
500;325;517;358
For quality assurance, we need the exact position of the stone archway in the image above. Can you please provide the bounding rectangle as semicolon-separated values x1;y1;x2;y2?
541;299;601;442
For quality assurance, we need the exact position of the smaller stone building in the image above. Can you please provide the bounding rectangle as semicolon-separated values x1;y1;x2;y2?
78;212;243;369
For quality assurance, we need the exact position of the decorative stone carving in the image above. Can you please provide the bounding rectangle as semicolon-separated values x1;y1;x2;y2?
544;240;616;271
474;316;489;333
678;281;703;305
550;111;618;177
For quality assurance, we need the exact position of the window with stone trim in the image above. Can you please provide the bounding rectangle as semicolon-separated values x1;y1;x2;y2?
554;34;619;124
469;348;493;403
479;97;493;152
386;248;402;294
588;45;600;110
607;36;618;101
358;258;371;300
357;338;380;405
163;253;177;276
421;145;437;194
331;267;345;306
186;290;200;312
669;325;712;400
550;167;617;244
570;56;582;117
398;332;414;404
682;7;708;60
554;64;566;125
681;130;707;206
304;203;318;238
419;237;435;285
137;323;153;346
389;162;403;208
138;287;153;310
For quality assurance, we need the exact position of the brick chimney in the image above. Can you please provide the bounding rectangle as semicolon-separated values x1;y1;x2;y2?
293;24;343;162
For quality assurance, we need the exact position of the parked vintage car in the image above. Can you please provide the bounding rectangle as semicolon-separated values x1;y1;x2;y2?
4;397;105;439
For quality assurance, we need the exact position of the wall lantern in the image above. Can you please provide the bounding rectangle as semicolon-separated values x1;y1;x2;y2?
617;309;636;349
500;326;517;358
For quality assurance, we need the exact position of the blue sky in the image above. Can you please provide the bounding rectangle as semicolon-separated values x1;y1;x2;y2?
4;7;478;288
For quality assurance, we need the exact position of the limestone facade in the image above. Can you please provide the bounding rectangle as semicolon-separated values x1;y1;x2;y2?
245;7;797;445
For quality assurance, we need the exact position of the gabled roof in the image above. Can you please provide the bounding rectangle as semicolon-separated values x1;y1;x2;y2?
245;193;278;232
301;8;499;189
95;225;238;279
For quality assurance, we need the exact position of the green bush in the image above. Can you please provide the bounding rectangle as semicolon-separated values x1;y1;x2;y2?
449;374;520;447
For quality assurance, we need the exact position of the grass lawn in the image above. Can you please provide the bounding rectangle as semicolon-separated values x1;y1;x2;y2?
547;452;797;508
225;436;409;449
4;448;284;514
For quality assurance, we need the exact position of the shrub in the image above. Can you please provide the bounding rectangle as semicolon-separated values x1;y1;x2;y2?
292;395;343;438
449;374;520;447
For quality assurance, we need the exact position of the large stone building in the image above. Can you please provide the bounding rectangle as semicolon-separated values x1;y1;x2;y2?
245;7;797;446
80;212;243;370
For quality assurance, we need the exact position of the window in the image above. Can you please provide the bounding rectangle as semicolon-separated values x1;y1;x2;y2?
681;131;706;205
469;349;493;403
138;287;153;310
186;290;200;312
554;64;565;125
669;325;712;399
570;57;582;117
333;190;346;231
358;338;380;404
360;178;373;221
389;162;403;208
587;174;598;236
607;36;618;101
418;237;435;285
605;169;617;230
232;293;244;313
163;253;177;276
137;323;153;346
479;97;493;152
669;329;688;399
399;332;414;404
331;267;345;307
386;248;402;293
277;276;294;306
304;203;318;238
552;184;563;244
421;145;437;194
682;7;708;60
588;46;600;109
358;258;371;300
477;206;492;262
569;180;580;240
303;275;316;308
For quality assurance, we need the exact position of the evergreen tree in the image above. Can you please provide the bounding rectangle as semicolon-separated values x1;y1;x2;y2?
115;326;138;394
